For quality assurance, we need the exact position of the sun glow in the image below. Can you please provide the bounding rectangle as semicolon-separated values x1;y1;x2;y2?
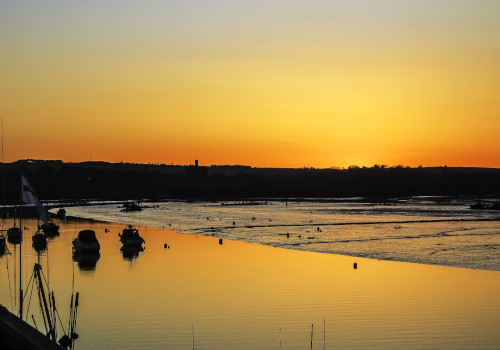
1;1;499;168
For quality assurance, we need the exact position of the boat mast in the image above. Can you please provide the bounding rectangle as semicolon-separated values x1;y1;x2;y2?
34;263;55;340
19;175;23;320
1;118;4;217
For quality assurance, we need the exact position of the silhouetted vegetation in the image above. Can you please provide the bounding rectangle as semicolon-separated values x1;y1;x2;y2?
1;160;500;203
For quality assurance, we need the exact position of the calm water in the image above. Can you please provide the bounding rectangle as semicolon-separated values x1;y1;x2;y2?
63;197;500;271
0;198;500;350
1;198;500;349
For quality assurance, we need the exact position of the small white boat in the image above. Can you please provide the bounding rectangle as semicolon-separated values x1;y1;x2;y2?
73;230;100;253
119;225;145;247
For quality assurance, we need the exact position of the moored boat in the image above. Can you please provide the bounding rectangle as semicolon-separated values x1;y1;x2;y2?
7;227;22;244
121;202;142;212
41;221;59;237
119;225;145;247
2;175;81;349
56;208;66;219
72;230;100;253
32;230;47;251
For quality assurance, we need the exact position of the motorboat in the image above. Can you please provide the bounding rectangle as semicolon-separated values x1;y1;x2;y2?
121;202;142;212
41;221;60;237
119;225;145;247
56;208;66;219
32;230;47;251
72;230;100;253
7;226;22;244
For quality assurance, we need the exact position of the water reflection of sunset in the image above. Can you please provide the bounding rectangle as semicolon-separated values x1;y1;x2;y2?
2;218;499;349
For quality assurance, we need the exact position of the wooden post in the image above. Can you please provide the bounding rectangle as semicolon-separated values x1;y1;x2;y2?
311;324;314;350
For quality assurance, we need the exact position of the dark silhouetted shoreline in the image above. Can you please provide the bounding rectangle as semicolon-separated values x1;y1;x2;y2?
2;160;500;203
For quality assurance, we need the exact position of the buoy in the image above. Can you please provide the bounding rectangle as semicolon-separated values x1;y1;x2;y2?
353;262;358;269
219;238;223;245
164;243;168;248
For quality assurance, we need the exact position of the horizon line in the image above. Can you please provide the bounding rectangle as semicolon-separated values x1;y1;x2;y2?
4;158;500;171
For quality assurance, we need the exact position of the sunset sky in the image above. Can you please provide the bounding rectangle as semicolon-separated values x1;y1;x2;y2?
1;1;499;168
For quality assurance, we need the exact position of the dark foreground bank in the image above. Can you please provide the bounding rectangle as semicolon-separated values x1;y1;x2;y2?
0;305;63;350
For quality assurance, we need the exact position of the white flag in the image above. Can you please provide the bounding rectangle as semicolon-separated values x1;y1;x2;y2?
21;176;48;223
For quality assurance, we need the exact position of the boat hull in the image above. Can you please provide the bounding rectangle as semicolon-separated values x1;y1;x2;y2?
32;233;47;251
7;227;22;244
120;237;145;246
119;227;145;247
72;238;100;253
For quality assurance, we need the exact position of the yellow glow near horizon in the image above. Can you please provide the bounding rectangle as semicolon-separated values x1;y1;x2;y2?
1;1;500;168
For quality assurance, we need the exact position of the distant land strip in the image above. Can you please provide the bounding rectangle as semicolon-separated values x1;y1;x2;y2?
2;159;500;201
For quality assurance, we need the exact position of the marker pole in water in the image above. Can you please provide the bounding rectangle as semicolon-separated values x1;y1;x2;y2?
323;319;326;350
311;324;314;350
192;324;194;350
279;328;282;348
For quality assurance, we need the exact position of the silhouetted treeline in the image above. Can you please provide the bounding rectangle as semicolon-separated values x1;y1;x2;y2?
2;160;500;202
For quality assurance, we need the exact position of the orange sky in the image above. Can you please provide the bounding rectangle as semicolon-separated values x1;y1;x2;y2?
1;1;499;168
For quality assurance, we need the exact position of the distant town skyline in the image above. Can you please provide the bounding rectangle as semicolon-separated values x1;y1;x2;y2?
5;158;499;171
1;1;500;168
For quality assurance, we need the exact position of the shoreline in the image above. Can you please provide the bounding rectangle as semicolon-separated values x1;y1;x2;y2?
2;198;500;272
62;215;500;273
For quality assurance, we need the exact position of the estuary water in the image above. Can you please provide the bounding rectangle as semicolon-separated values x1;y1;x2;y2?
1;197;500;349
63;197;500;271
1;219;500;350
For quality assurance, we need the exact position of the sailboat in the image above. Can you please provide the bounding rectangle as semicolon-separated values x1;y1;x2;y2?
0;175;80;349
20;175;52;247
